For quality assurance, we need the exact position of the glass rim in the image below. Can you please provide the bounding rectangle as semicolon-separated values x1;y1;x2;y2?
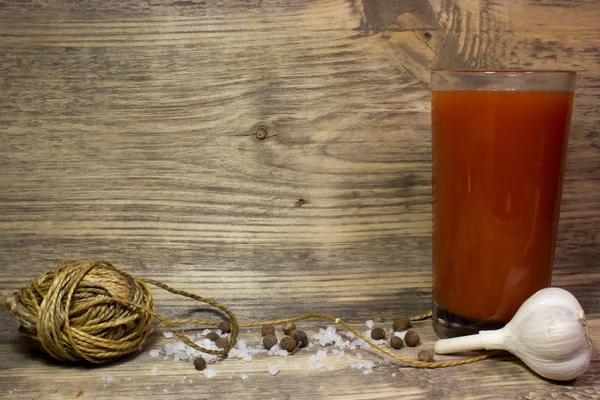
432;69;576;75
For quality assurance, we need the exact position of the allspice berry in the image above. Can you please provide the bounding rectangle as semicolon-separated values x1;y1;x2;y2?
193;357;207;371
283;322;296;336
206;332;220;342
218;321;231;334
371;327;386;340
263;334;277;350
390;336;403;350
405;330;420;347
393;317;412;332
418;349;435;362
280;336;297;353
261;324;275;337
216;337;229;349
293;330;309;348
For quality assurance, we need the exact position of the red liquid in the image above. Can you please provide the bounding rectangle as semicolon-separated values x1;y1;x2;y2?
432;91;573;322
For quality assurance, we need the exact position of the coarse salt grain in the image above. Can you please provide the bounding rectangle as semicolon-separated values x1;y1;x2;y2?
365;320;374;329
394;331;408;339
162;331;174;339
150;367;158;374
203;369;217;379
307;360;324;371
149;349;160;357
240;374;248;380
392;373;397;378
268;364;279;376
351;359;375;375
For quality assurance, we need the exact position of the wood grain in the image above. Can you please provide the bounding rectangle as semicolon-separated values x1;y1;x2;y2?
0;0;599;398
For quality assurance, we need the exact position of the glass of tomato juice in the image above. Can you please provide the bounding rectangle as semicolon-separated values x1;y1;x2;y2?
431;70;576;338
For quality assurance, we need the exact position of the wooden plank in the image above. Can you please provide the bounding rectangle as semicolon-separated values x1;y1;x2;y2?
0;0;599;398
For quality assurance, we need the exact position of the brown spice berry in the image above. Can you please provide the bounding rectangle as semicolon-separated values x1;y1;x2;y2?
417;349;435;362
282;322;296;336
263;334;277;350
371;327;386;340
193;357;207;371
393;317;412;332
390;336;403;350
216;337;229;349
261;324;275;337
405;330;420;347
280;336;297;353
293;330;309;348
206;332;220;342
218;321;231;334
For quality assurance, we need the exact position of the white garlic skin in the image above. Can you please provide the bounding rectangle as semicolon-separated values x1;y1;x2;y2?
492;287;593;381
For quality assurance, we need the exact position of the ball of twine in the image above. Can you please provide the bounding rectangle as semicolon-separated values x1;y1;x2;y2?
5;260;156;363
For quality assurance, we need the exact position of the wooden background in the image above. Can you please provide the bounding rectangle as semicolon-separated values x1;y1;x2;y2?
0;0;598;398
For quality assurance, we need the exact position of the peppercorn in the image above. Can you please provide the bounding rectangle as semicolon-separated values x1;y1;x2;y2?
283;322;296;336
263;334;277;350
206;332;220;342
193;357;207;371
405;330;420;347
393;317;412;332
218;321;231;334
280;336;297;353
418;349;435;362
261;324;275;337
293;330;309;348
371;327;386;340
216;337;229;349
390;336;404;350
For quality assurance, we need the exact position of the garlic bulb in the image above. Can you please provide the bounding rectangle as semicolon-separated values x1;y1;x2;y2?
435;287;593;381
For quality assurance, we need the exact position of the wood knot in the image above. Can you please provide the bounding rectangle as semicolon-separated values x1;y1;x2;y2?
255;128;267;140
294;198;307;207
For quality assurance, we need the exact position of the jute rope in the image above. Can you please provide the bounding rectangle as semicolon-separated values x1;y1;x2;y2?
0;260;498;368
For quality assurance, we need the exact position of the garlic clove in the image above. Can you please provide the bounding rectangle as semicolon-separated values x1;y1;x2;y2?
435;287;593;381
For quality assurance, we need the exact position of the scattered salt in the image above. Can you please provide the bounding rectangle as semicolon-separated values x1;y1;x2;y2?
392;373;397;378
203;368;217;379
365;320;374;329
163;331;174;339
268;364;280;376
149;349;160;357
240;374;248;380
351;359;375;375
150;366;158;374
395;330;408;339
106;376;114;384
316;349;328;359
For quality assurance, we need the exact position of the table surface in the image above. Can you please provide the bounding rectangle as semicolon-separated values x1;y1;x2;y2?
1;0;599;399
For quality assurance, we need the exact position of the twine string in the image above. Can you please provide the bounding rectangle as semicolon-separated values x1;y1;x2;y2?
0;260;498;368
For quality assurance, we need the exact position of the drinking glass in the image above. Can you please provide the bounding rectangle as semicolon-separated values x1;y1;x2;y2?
431;69;576;338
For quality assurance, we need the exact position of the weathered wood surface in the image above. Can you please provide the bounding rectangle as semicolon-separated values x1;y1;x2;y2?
0;0;599;398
